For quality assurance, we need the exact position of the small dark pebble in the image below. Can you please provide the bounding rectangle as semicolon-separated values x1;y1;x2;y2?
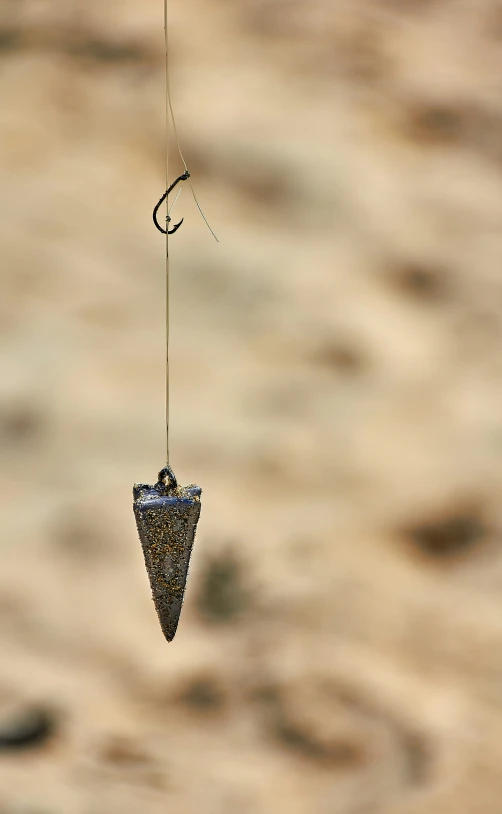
195;549;251;624
403;102;465;146
404;512;486;558
389;262;447;303
275;720;362;766
177;676;226;712
0;405;44;445
252;685;363;767
0;29;21;52
0;707;57;752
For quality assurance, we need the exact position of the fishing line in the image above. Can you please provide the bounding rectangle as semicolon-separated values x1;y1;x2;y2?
166;84;219;243
163;0;218;464
168;187;183;216
164;0;170;465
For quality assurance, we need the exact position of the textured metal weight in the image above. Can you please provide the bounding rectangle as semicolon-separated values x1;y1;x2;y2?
133;466;201;642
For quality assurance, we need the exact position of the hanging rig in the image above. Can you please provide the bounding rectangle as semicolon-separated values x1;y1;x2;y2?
134;0;218;644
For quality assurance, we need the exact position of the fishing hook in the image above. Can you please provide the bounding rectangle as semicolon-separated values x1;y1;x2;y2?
153;170;191;235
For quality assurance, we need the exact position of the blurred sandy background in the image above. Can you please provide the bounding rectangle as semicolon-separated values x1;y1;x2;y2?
1;0;502;812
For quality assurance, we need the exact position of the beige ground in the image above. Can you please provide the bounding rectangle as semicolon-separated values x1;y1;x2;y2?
1;0;502;812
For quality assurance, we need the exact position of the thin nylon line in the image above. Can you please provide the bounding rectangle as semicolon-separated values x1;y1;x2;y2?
164;0;170;465
167;80;219;243
164;0;218;465
169;187;183;215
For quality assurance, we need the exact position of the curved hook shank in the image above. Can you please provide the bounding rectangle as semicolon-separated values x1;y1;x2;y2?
152;171;191;235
